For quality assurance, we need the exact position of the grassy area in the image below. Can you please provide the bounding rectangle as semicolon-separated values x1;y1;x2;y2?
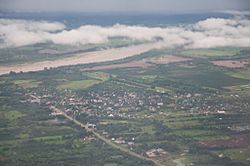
13;79;41;88
84;71;110;81
140;75;158;83
228;68;250;80
1;110;24;121
173;129;230;141
226;68;250;94
149;86;172;93
141;125;155;134
179;48;242;57
214;148;250;165
225;84;250;93
100;119;133;125
56;72;110;90
164;119;201;129
104;163;119;166
162;65;250;88
57;79;102;90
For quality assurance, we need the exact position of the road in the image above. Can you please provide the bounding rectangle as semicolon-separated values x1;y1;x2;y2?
52;107;165;166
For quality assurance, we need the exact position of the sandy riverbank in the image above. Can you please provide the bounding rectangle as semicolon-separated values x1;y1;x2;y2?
0;43;163;76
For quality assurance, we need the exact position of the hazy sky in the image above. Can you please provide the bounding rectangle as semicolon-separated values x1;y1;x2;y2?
0;0;250;13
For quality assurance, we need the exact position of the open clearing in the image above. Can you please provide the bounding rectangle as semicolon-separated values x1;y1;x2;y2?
13;79;41;88
57;80;102;90
199;133;250;149
0;42;163;75
211;59;250;68
82;61;153;71
147;55;191;64
1;110;24;121
57;72;110;90
179;48;241;57
84;72;110;81
228;68;250;80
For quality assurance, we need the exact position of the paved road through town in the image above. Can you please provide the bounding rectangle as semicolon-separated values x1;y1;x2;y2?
52;106;165;166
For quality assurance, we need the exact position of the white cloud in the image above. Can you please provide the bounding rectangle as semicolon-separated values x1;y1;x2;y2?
0;17;250;49
0;19;65;47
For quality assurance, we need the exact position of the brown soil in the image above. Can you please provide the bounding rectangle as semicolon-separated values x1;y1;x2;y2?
82;55;192;71
211;59;250;68
199;133;250;149
148;55;192;64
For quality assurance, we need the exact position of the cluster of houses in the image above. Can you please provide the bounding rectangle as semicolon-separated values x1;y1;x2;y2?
146;148;168;158
24;81;250;127
27;88;167;120
24;85;249;125
21;80;250;163
83;90;166;116
110;137;135;149
170;91;248;115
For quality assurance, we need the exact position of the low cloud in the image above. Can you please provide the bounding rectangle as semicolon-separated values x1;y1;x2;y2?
0;16;250;49
0;19;65;47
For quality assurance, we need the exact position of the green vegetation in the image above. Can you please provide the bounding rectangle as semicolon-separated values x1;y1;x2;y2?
57;79;102;90
228;68;250;80
84;72;110;81
57;72;110;90
1;110;24;121
13;79;41;88
1;46;250;166
140;75;158;81
179;47;242;57
214;148;250;166
173;129;230;141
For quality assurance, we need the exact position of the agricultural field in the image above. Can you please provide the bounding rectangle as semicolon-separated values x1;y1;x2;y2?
13;79;42;88
178;48;244;57
228;68;250;80
57;79;102;90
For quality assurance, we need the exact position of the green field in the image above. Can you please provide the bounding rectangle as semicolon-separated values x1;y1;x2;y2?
0;110;24;121
179;48;242;57
84;72;110;81
57;79;102;90
57;72;110;90
228;68;250;80
13;79;41;88
214;148;250;166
